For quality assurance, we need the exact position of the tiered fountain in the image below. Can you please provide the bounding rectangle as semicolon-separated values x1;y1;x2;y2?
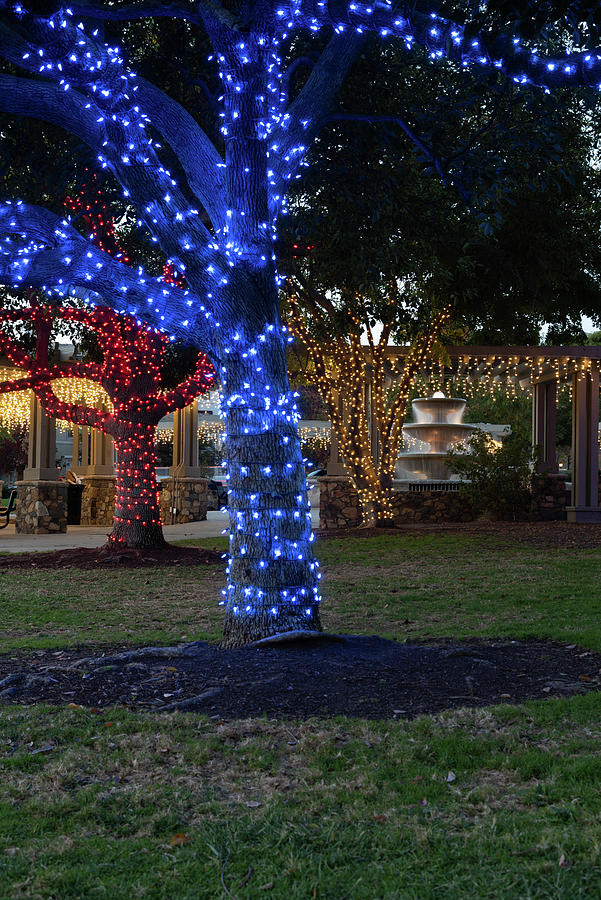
396;391;477;482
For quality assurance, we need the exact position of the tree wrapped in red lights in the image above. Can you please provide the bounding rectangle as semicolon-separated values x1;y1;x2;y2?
0;302;213;548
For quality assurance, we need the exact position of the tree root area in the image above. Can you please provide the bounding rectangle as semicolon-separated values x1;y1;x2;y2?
0;544;222;569
1;636;599;720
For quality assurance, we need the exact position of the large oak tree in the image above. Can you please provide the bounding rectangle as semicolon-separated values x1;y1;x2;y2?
0;1;598;645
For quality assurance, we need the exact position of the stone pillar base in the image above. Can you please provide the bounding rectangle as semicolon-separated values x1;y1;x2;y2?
80;475;117;526
160;477;209;524
567;506;601;523
15;481;68;534
319;476;360;530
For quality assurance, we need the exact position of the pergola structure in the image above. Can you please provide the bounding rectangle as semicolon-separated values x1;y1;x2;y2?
329;345;601;523
0;357;205;532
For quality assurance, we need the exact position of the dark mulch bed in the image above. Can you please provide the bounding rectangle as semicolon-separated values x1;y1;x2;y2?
0;544;222;569
1;635;600;720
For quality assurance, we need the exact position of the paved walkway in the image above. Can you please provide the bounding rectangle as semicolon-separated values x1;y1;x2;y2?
0;509;320;553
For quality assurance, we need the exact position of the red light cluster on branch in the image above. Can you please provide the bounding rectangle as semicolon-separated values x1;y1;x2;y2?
64;170;130;264
64;170;189;288
162;260;187;289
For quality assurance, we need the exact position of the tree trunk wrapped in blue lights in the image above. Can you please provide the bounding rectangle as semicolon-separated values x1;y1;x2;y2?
0;1;596;644
220;328;321;645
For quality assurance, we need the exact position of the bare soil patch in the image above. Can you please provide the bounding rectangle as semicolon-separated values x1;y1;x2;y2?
1;636;599;720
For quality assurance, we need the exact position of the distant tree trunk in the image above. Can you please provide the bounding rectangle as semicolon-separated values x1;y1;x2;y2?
108;422;166;549
345;452;395;528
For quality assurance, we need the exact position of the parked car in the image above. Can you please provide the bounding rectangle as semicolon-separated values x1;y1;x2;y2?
207;478;228;509
203;466;228;509
306;467;327;507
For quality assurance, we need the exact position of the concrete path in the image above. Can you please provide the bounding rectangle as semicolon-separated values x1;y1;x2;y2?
0;509;320;553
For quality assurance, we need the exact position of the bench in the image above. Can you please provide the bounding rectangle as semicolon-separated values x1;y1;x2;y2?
0;490;16;529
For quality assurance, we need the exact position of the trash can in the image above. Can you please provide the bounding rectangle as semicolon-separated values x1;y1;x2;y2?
67;483;84;525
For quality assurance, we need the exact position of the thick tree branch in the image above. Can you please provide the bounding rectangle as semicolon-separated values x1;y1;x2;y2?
0;376;39;395
33;379;111;431
0;17;221;272
0;75;109;154
0;203;217;352
282;55;317;101
134;76;227;229
288;271;339;319
327;112;469;199
270;32;365;196
66;0;238;31
48;360;105;382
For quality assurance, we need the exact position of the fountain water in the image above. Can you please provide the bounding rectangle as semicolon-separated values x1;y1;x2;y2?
396;391;477;481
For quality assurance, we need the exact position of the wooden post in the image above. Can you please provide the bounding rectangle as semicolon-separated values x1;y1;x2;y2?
532;379;558;473
88;426;114;475
23;394;59;480
162;402;208;525
170;402;201;477
72;424;91;475
327;392;346;475
567;367;601;522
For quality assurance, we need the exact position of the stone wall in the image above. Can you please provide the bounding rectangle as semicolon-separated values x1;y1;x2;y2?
15;481;68;534
531;473;571;521
318;477;474;529
319;473;574;530
80;476;116;526
160;477;209;524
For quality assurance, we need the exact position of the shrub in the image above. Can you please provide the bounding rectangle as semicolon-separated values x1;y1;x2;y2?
0;426;27;477
446;431;536;520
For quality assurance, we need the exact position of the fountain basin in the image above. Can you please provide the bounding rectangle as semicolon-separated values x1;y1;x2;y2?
402;423;477;454
396;393;477;482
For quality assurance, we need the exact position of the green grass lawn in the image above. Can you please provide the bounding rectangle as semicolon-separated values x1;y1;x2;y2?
1;531;601;897
2;532;601;651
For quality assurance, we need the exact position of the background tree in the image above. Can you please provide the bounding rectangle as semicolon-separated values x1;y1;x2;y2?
288;292;450;525
0;302;213;548
280;38;601;525
0;424;27;480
